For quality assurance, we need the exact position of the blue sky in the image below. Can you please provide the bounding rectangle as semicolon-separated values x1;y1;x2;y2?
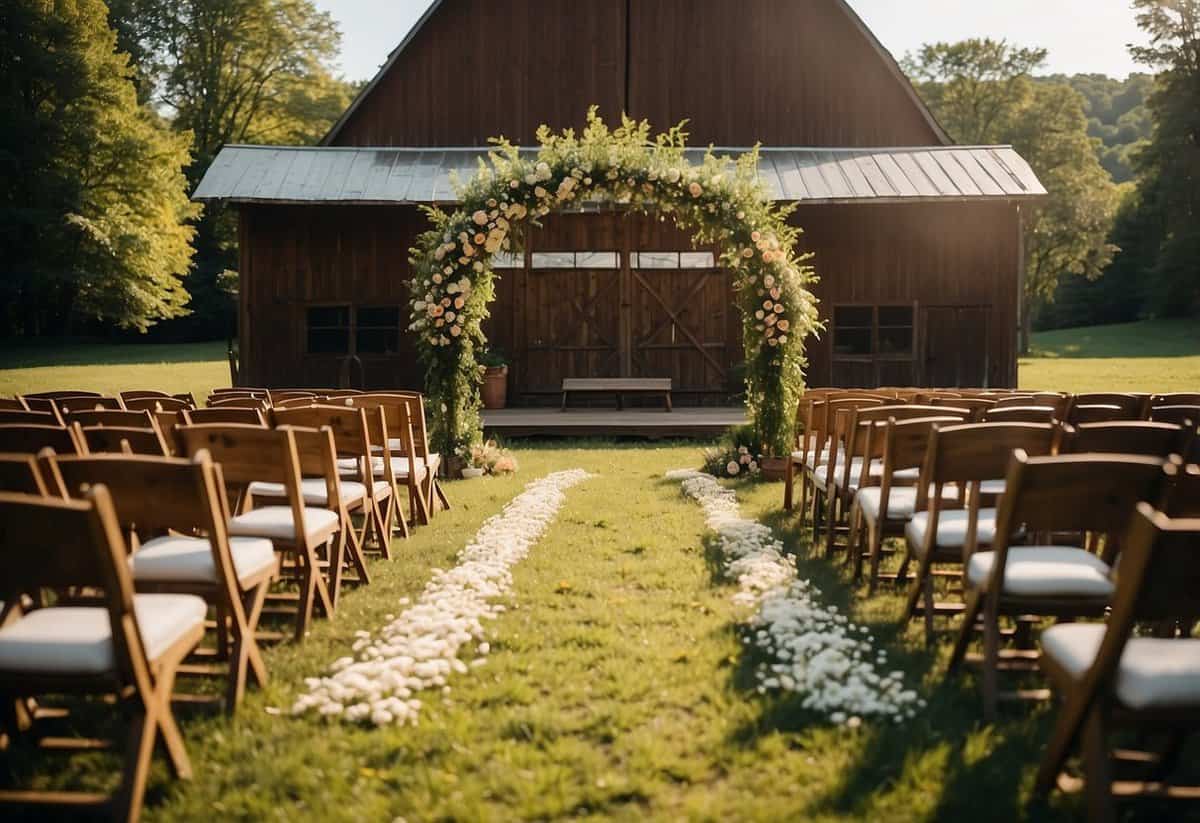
315;0;1151;83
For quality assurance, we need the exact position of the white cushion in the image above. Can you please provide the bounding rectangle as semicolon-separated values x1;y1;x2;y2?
1042;623;1200;709
857;486;920;520
228;506;339;542
132;535;277;586
967;547;1114;597
0;594;206;675
339;456;426;481
249;478;367;506
906;508;1000;551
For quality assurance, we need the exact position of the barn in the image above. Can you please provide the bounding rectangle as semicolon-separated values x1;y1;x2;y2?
192;0;1046;403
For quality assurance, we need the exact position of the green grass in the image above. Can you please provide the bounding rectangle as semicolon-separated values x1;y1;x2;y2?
1020;318;1200;393
0;340;228;401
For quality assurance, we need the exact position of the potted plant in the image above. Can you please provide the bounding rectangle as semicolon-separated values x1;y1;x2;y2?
479;349;509;410
702;424;763;480
459;439;519;479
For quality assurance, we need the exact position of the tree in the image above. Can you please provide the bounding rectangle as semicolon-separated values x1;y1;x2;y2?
0;0;198;335
1127;0;1200;316
905;40;1120;351
107;0;358;340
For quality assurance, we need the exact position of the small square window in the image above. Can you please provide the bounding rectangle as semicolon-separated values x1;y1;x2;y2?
306;306;350;355
531;252;575;269
575;251;619;269
632;252;678;269
680;252;715;268
491;252;524;268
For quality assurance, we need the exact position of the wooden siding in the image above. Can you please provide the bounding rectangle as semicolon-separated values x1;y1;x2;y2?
238;201;1019;394
330;0;942;149
331;0;627;146
794;201;1020;389
627;0;943;146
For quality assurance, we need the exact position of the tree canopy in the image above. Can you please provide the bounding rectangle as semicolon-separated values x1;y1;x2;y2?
0;0;198;335
905;39;1120;349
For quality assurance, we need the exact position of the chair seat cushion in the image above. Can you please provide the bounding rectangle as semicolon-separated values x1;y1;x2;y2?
338;456;427;481
966;547;1114;597
1042;623;1200;709
249;478;369;506
228;506;340;542
814;458;879;491
906;508;1000;551
0;594;206;675
132;535;277;586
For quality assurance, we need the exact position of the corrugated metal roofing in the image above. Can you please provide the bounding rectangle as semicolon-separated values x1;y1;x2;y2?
193;144;1046;205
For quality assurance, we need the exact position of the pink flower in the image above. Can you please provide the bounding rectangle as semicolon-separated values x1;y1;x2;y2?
689;181;703;198
726;461;740;476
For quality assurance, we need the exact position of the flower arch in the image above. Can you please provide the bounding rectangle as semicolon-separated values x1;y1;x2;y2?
409;109;821;462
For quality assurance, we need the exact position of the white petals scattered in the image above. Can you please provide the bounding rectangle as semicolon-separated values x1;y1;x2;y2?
667;469;924;724
293;469;592;726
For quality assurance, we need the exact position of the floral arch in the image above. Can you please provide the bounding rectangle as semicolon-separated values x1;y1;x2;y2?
409;109;821;462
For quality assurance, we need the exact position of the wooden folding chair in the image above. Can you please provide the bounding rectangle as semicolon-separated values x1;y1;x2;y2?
0;423;85;456
1150;405;1200;427
0;487;206;821
1032;505;1200;821
175;424;337;641
63;409;157;429
344;394;434;527
784;394;822;512
931;395;996;420
809;396;886;538
849;415;968;593
248;425;369;607
983;405;1058;424
182;407;266;427
1148;392;1200;413
1063;421;1190;460
947;452;1166;719
0;453;53;495
268;390;319;404
22;390;101;400
53;396;125;413
272;396;325;410
1163;461;1200;518
123;396;192;413
0;398;29;411
1066;404;1128;425
54;452;279;713
376;392;449;517
79;425;171;457
821;404;970;559
0;408;63;426
206;396;269;410
271;405;395;558
899;422;1059;645
1070;392;1148;420
990;394;1038;408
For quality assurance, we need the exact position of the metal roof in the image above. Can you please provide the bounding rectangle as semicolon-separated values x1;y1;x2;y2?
193;144;1046;206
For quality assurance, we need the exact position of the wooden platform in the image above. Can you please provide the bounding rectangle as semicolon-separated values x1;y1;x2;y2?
482;406;745;439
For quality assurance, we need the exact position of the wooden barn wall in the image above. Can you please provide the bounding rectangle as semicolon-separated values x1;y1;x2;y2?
331;0;941;149
238;201;1019;393
626;0;942;147
331;0;627;146
238;204;428;389
793;201;1020;389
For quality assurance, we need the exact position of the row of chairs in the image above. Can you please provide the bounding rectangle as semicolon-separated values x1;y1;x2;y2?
783;386;1200;819
0;387;451;819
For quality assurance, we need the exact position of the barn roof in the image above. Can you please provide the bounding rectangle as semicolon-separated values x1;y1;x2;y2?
192;144;1046;206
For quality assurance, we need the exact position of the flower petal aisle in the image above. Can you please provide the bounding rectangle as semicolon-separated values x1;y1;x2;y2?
293;469;592;726
667;470;925;725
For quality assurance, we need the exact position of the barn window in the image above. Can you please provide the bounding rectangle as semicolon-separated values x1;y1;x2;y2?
631;251;715;268
306;306;351;354
530;251;619;269
355;306;401;354
832;305;914;357
491;252;524;268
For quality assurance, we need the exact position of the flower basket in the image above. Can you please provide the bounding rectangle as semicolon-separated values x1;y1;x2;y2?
758;456;788;482
481;365;509;410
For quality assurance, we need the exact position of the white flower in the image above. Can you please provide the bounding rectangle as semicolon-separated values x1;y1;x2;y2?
726;461;740;476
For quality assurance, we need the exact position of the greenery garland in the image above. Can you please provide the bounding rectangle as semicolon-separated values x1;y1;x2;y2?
408;109;821;462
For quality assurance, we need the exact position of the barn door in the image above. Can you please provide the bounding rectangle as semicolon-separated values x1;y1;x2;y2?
521;259;621;394
922;306;991;388
629;252;732;399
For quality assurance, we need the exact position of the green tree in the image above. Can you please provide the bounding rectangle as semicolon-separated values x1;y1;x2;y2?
0;0;198;335
108;0;357;340
1128;0;1200;316
905;40;1120;351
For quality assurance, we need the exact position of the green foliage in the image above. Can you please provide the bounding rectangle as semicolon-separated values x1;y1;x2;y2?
0;0;199;335
409;109;821;457
905;39;1120;347
1044;73;1153;183
1124;0;1200;317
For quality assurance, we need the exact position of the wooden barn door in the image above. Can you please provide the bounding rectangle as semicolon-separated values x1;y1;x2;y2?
922;306;991;388
522;260;622;394
629;255;733;400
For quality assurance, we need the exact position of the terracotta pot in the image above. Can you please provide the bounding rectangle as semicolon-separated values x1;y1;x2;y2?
481;365;508;409
758;455;788;482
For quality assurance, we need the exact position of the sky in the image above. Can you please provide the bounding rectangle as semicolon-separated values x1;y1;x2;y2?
315;0;1152;83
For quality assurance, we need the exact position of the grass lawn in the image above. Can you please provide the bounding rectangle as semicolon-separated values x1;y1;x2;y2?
1019;318;1200;393
0;320;1197;820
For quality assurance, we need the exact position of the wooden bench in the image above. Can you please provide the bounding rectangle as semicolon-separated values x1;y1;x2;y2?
561;378;673;412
